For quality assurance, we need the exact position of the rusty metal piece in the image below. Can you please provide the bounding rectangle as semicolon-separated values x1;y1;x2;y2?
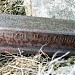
0;14;75;55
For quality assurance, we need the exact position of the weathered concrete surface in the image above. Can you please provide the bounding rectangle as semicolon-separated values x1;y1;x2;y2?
0;14;75;55
0;14;75;34
55;65;75;75
23;0;32;16
23;0;49;17
23;0;75;20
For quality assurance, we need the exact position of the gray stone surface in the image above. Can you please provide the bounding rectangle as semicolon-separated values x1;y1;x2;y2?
23;0;75;20
0;14;75;35
55;65;75;75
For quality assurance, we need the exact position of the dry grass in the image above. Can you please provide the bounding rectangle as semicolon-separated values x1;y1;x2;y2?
0;45;72;75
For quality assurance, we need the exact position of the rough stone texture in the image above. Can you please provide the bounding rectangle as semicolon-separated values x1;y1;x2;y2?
31;0;49;17
24;0;75;20
55;65;75;75
0;14;75;34
23;0;32;16
24;0;49;17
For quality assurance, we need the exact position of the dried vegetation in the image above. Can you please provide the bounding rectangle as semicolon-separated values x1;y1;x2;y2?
0;0;25;15
0;45;75;75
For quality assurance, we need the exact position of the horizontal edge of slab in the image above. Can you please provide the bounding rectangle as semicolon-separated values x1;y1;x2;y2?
0;27;75;36
0;14;75;35
0;46;75;56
